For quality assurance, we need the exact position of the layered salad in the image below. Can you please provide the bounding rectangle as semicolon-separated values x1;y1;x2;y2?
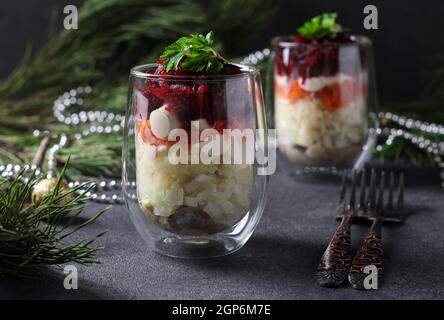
274;13;369;166
134;32;254;235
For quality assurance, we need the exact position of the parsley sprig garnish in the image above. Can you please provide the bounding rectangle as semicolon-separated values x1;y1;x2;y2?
297;13;340;40
160;31;228;73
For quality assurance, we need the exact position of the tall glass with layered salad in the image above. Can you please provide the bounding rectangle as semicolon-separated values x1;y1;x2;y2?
273;13;377;168
123;32;268;258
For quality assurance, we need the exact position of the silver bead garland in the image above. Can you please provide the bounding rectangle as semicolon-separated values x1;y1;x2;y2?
1;49;443;204
33;85;127;204
240;48;271;65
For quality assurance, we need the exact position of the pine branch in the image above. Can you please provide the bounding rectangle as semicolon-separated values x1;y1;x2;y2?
0;161;108;277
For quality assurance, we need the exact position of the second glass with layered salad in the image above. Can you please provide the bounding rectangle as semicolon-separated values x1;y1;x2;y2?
273;13;377;168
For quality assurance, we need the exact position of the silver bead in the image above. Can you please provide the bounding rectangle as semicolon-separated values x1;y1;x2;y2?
87;111;95;121
72;117;79;125
109;180;117;188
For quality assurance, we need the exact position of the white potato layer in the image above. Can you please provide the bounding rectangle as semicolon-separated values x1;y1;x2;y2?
275;95;367;150
135;136;253;225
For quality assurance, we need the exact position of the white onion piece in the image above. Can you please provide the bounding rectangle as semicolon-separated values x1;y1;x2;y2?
297;74;353;92
149;105;180;139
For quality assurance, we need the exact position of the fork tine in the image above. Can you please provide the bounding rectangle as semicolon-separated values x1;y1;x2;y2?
387;171;395;210
376;171;385;211
347;170;357;211
358;169;366;209
338;170;348;208
366;168;377;210
397;173;404;211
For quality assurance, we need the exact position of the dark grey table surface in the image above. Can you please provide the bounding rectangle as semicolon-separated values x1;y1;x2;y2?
2;154;444;300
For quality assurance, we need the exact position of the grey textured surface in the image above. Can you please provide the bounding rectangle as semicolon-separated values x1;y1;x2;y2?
1;154;444;300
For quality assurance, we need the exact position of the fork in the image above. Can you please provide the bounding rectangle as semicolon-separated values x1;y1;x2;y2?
316;171;358;287
348;170;405;289
316;168;405;288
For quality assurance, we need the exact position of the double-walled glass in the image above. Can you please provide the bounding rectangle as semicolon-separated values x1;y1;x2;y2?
271;36;378;171
123;64;268;258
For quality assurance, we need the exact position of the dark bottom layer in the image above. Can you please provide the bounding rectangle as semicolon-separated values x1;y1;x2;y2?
144;206;230;236
279;142;363;166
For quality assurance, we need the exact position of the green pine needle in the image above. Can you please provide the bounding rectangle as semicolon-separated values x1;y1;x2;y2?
0;160;108;277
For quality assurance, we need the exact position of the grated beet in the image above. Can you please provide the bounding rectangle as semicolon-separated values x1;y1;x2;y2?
275;32;365;80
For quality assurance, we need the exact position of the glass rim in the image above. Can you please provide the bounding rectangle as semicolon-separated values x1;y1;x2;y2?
130;63;260;81
271;34;372;48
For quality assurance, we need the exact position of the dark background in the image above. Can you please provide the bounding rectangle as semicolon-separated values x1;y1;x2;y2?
0;0;443;102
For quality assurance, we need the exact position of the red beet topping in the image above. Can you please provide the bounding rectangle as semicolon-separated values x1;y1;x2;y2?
275;32;366;80
139;61;249;132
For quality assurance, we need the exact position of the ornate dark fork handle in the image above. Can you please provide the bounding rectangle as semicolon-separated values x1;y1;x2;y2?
348;217;383;290
316;214;353;287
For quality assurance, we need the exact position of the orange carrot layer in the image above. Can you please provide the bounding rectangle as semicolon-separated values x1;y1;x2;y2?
275;77;366;112
136;120;175;147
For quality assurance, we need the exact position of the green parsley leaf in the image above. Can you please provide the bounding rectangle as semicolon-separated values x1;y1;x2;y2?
160;31;228;73
297;13;340;40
